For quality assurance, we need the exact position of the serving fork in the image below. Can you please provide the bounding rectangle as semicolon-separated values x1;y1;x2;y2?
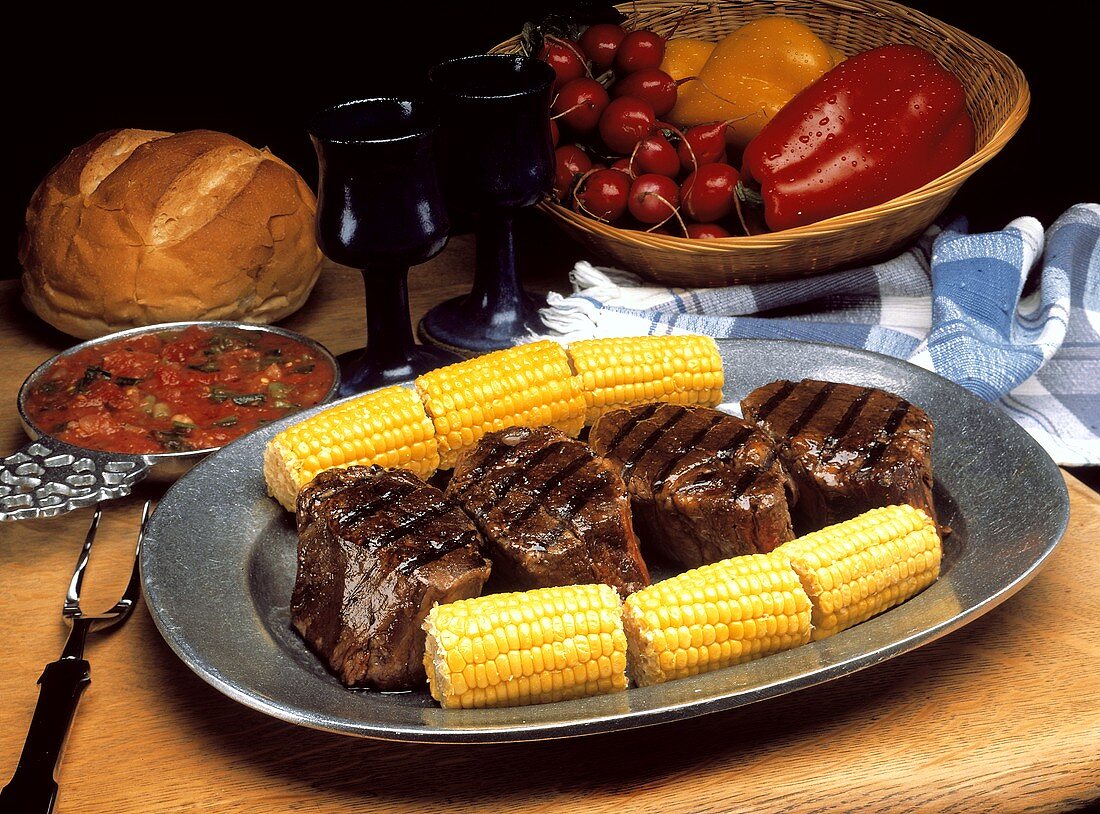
1;500;150;814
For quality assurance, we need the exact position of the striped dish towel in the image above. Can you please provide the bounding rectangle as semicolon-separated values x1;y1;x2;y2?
538;203;1100;466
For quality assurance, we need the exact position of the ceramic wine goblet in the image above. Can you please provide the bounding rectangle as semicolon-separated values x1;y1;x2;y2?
310;97;462;396
418;54;556;354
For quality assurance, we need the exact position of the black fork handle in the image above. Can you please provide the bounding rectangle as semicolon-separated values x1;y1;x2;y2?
0;658;91;814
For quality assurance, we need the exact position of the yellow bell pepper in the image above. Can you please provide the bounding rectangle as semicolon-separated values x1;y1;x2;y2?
668;17;840;148
659;37;715;83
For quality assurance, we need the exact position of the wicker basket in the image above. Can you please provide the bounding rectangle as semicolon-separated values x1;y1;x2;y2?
491;0;1029;286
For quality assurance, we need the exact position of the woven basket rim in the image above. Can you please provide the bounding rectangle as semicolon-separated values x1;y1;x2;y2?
494;0;1029;250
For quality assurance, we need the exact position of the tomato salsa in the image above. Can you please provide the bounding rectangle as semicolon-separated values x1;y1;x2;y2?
24;325;335;455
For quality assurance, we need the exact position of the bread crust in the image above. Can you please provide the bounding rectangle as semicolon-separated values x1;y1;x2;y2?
20;128;323;338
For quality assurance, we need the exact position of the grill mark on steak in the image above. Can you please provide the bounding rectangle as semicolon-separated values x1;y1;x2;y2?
555;469;613;524
620;405;689;479
729;446;780;501
820;386;874;460
447;431;520;484
751;380;797;422
337;482;419;528
371;502;459;548
713;424;757;462
451;438;573;510
673;422;756;492
510;450;594;526
395;542;468;576
604;402;661;450
858;399;912;471
784;381;836;438
650;412;728;492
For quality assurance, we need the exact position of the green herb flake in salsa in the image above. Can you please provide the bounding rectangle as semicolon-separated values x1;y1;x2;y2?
24;326;334;455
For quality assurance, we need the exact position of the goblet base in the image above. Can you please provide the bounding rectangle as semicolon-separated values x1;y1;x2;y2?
418;291;549;354
336;344;462;396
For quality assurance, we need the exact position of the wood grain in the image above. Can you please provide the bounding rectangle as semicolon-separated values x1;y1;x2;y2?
1;241;1098;814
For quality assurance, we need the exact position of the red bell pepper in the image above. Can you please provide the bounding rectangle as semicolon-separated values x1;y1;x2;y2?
741;44;975;231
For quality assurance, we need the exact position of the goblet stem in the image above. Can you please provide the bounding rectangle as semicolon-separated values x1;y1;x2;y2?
338;265;460;395
471;210;541;328
365;265;417;369
419;209;547;353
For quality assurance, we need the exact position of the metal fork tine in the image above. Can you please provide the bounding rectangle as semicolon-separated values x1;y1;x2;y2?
64;505;102;617
107;500;152;616
136;498;153;552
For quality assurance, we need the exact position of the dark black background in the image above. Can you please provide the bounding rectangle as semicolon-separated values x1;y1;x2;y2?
8;1;1093;272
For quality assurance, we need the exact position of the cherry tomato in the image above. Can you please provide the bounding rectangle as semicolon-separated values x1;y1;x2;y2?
598;96;656;154
677;122;728;173
578;23;626;71
682;163;740;222
614;30;666;74
611;68;677;117
628;173;680;224
630;134;679;177
686;223;732;239
539;37;587;88
611;157;633;175
550;117;560;147
574;168;631;222
552;78;609;133
553;145;592;199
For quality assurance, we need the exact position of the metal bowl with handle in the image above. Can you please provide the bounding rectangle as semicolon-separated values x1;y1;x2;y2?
1;321;340;522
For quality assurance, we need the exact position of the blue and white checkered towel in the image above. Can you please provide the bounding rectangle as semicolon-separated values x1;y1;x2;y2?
538;203;1100;466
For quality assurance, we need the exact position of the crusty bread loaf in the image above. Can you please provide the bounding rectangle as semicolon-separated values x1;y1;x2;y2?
20;128;324;338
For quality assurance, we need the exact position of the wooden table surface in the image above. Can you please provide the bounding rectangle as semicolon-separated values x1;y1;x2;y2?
1;234;1098;813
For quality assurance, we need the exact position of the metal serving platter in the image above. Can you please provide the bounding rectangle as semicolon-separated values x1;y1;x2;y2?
140;339;1070;743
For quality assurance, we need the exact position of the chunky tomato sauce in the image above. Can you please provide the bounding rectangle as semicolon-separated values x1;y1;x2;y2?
24;326;335;455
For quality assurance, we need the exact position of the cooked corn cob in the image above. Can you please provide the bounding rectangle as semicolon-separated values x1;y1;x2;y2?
415;340;585;469
567;335;725;425
777;504;942;641
423;583;629;709
263;385;439;511
622;551;812;687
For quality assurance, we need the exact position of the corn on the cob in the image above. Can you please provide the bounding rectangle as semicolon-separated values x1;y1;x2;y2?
777;504;942;641
567;335;725;425
263;385;439;511
622;551;812;687
415;340;585;469
423;583;629;709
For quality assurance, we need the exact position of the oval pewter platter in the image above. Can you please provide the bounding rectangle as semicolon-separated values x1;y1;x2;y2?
140;339;1070;743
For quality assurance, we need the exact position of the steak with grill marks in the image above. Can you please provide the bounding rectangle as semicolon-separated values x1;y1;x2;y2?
445;425;650;596
589;403;796;569
292;464;491;690
741;379;935;533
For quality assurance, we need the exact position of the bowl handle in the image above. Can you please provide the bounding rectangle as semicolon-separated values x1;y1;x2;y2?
0;439;150;522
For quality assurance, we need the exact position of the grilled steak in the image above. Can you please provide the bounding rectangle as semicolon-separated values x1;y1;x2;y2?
589;404;796;568
292;464;491;690
741;379;935;532
445;426;650;596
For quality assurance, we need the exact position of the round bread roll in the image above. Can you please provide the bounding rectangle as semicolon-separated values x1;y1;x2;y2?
20;128;324;338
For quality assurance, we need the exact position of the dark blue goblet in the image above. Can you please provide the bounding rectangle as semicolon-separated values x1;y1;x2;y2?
310;98;462;396
419;54;556;354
